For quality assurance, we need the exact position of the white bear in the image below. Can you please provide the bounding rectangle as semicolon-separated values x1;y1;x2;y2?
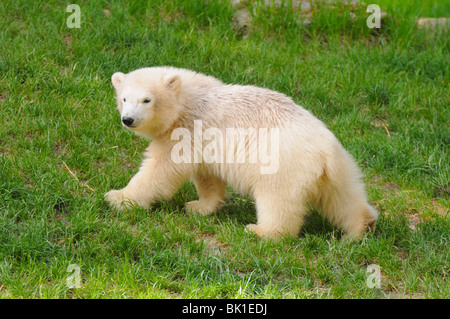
105;66;378;239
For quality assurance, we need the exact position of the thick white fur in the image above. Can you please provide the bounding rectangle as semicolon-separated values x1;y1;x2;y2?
105;66;378;239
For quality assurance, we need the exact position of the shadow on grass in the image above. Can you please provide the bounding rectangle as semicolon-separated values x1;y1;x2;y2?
109;182;364;241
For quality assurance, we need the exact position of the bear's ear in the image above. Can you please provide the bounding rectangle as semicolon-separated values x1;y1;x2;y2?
111;72;125;90
164;73;181;91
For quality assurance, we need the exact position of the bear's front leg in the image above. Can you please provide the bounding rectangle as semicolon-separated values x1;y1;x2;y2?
105;158;188;210
185;174;227;215
105;189;130;209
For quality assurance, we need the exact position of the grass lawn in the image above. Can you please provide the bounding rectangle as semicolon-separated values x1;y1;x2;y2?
0;0;448;298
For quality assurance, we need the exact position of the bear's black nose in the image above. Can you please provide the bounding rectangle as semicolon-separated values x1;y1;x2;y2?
122;117;135;127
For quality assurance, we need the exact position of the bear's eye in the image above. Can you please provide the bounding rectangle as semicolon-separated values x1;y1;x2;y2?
123;98;126;103
143;99;151;103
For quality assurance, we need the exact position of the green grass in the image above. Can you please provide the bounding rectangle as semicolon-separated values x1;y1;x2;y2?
0;0;448;298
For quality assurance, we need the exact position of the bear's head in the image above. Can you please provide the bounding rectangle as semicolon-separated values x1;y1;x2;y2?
111;67;183;139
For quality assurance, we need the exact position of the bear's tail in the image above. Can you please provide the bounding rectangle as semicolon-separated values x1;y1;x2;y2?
318;143;378;238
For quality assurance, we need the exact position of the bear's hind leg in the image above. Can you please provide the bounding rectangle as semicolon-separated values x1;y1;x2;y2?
341;204;378;240
246;192;308;238
185;174;226;216
318;184;378;240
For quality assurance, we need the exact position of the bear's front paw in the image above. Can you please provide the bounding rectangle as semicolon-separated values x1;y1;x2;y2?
245;224;266;237
105;189;150;210
185;200;215;216
245;224;283;238
105;190;128;210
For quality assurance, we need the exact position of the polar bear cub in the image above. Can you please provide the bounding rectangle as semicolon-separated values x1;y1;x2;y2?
105;66;378;239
